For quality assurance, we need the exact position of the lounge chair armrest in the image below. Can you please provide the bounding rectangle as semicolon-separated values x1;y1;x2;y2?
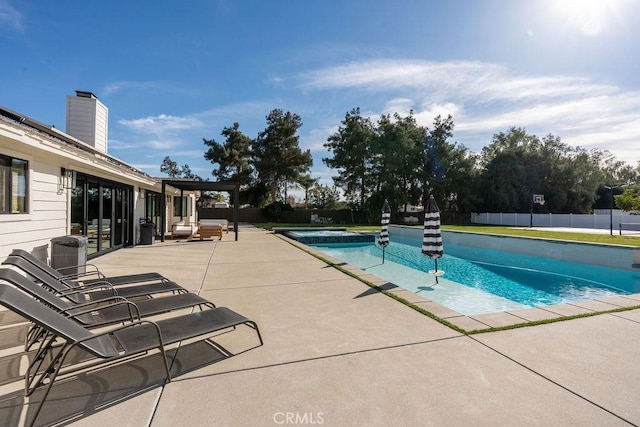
55;282;116;297
76;280;117;290
56;263;101;277
59;270;105;281
61;297;142;321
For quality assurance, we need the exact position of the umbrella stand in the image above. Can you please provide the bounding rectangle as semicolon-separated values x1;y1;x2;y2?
428;258;445;283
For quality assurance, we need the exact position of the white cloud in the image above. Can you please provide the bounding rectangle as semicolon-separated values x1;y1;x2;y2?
298;59;618;104
414;102;461;127
103;80;165;95
0;1;23;32
382;98;413;116
118;114;203;135
293;58;640;163
147;140;179;150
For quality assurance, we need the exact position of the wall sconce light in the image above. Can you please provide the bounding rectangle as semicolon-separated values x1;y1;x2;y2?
139;187;145;199
60;167;76;189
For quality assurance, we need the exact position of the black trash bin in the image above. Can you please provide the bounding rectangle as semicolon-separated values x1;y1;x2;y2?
140;223;155;245
51;235;88;275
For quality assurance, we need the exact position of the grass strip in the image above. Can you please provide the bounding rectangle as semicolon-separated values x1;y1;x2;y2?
465;304;640;335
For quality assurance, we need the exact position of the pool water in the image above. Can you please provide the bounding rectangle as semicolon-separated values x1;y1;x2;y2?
311;240;640;315
288;230;355;237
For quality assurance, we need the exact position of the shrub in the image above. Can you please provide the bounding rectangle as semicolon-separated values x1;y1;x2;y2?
261;201;294;222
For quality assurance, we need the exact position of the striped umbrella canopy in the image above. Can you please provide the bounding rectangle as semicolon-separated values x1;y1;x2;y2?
378;199;391;262
422;195;444;280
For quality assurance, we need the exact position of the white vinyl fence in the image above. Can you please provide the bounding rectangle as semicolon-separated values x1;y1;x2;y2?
471;212;640;233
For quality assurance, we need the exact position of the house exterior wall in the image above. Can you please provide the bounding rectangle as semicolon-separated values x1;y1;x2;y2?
166;192;198;227
0;118;155;260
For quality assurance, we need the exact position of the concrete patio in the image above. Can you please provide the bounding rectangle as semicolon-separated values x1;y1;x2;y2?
1;224;639;426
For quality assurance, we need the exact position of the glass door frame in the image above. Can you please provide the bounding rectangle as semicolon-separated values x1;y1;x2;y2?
70;173;134;258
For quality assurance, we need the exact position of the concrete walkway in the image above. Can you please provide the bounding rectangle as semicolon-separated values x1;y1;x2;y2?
2;225;640;426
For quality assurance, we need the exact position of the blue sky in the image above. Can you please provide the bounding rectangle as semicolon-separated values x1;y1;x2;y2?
2;0;639;198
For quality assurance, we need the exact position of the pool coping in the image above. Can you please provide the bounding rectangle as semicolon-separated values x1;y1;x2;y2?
273;227;375;245
276;233;640;334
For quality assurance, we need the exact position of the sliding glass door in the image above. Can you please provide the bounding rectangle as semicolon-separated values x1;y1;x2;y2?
70;173;133;257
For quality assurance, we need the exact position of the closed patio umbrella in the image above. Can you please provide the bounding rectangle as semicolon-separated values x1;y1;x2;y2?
378;199;391;263
422;195;444;282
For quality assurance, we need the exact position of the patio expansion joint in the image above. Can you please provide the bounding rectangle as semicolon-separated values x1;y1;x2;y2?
169;334;466;384
196;244;219;295
147;243;217;427
609;312;640;325
210;258;316;266
468;335;636;426
206;277;350;292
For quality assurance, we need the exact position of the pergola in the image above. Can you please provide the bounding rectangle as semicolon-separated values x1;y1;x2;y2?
161;179;240;241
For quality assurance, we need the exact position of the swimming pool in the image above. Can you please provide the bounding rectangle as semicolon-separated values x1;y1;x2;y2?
311;239;640;315
275;228;375;244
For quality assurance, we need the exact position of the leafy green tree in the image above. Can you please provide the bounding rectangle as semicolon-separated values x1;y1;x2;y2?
562;149;604;212
308;184;340;209
420;115;473;208
253;109;313;204
160;156;180;177
261;201;294;222
203;122;253;184
160;156;201;180
179;164;199;179
615;187;640;211
477;127;606;213
323;108;376;210
372;112;425;212
477;127;537;212
203;122;256;205
296;174;318;208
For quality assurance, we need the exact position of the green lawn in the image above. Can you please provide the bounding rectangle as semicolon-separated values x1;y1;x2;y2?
254;222;640;247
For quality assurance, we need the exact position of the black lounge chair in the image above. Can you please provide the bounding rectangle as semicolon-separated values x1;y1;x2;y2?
8;248;168;286
0;269;216;350
2;255;187;303
0;282;262;427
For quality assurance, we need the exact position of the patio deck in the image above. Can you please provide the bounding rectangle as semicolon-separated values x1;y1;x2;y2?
1;224;639;426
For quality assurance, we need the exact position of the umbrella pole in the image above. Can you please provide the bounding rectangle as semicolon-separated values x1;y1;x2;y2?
382;247;385;263
434;259;439;283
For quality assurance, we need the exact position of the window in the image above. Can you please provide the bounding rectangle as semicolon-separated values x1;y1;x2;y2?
173;196;190;216
0;154;28;214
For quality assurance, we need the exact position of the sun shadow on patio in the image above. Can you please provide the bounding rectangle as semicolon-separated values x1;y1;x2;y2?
354;282;399;298
16;338;258;427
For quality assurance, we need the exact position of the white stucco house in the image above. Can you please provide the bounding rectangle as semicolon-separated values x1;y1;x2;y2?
0;91;201;262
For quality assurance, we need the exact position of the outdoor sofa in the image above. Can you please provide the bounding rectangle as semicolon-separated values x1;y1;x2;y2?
171;220;196;239
197;219;225;240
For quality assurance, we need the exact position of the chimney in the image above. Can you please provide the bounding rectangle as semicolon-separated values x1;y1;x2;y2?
65;91;108;153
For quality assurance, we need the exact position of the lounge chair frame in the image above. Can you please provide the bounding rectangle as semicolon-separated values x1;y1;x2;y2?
8;248;169;286
0;268;216;351
2;255;188;303
0;283;262;427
